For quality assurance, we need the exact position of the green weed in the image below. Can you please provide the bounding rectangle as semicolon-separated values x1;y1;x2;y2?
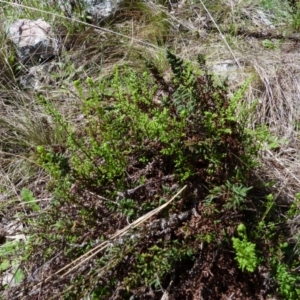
21;188;40;212
4;50;280;298
232;223;258;272
276;263;300;299
0;240;24;287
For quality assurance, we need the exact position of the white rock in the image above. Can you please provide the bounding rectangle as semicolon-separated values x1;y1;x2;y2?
2;273;14;287
211;60;240;82
85;0;122;19
56;0;122;21
7;19;60;65
255;9;275;29
18;62;60;90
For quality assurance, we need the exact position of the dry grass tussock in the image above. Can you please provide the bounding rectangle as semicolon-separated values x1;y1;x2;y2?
0;0;300;298
238;38;300;240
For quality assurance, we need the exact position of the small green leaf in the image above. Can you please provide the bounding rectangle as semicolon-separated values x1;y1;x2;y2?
14;268;24;284
21;188;40;212
0;260;10;271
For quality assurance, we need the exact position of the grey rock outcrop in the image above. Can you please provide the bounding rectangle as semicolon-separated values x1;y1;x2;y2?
7;19;60;66
18;62;61;90
57;0;122;21
85;0;122;19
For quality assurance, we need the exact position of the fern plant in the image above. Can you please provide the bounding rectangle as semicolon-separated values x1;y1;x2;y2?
276;263;300;299
232;223;258;272
18;51;267;298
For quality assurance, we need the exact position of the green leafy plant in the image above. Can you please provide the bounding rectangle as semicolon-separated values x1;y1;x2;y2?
205;181;252;209
3;0;300;298
118;198;138;219
21;188;40;212
276;263;300;299
262;39;277;50
261;193;276;222
0;240;24;286
287;193;300;218
7;51;271;298
36;145;70;179
0;240;19;271
232;223;258;272
125;242;194;289
224;182;252;209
